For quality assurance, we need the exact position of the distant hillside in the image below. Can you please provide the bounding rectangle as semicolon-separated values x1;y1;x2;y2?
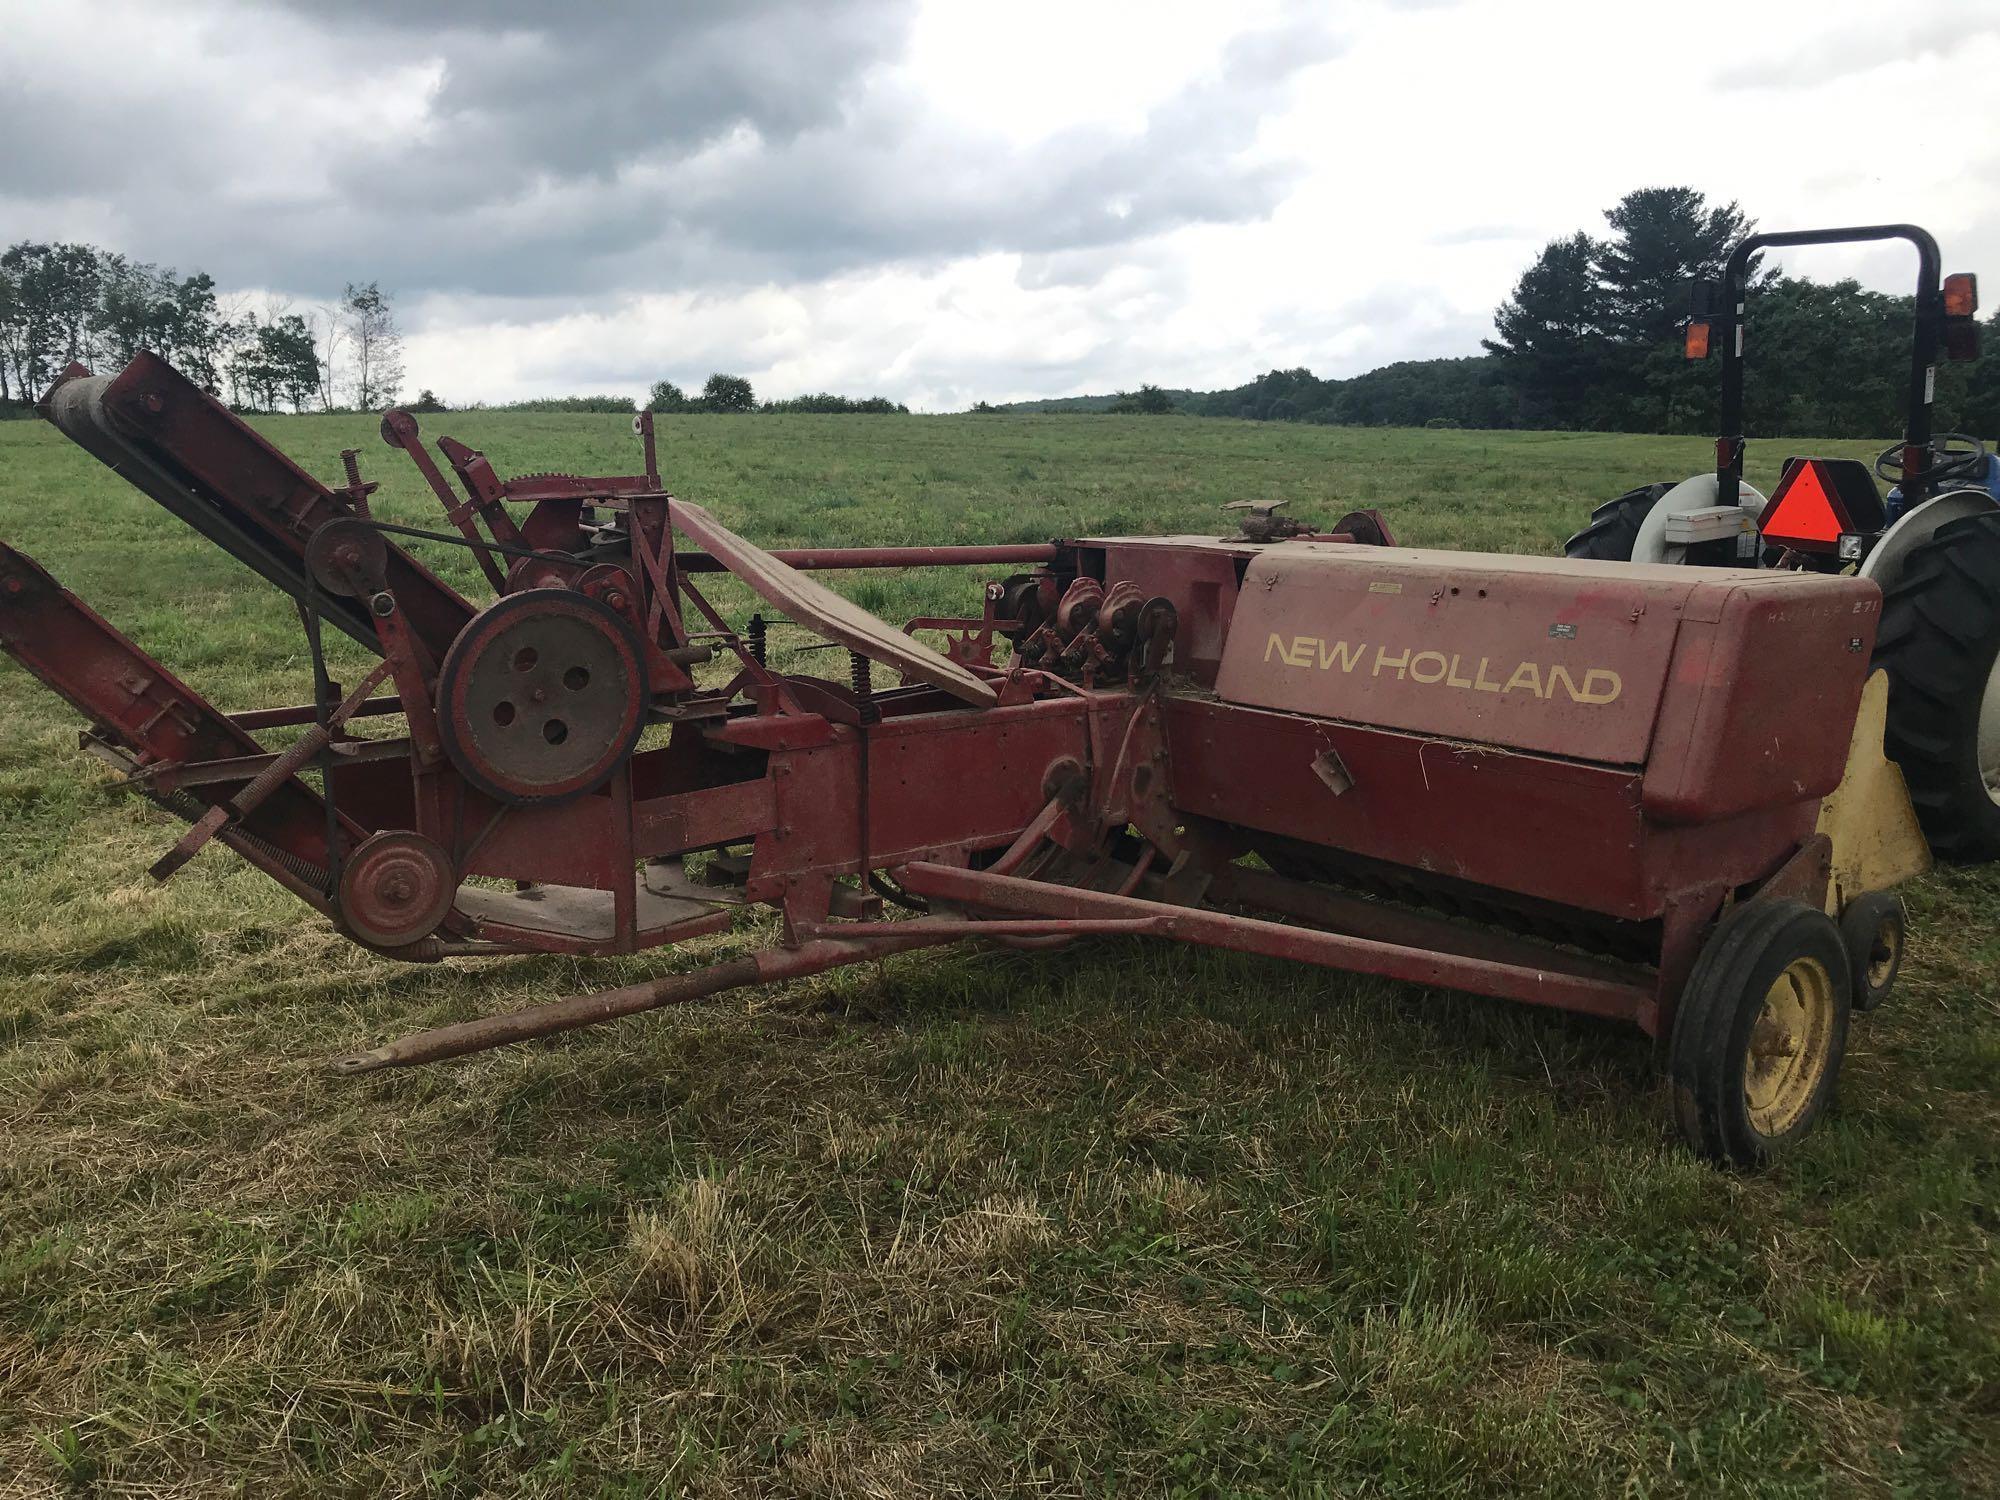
988;359;1507;428
995;389;1198;414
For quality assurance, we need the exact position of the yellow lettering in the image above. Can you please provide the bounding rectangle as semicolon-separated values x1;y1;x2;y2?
1318;639;1368;672
1580;668;1623;704
1265;633;1311;667
1267;635;1618;704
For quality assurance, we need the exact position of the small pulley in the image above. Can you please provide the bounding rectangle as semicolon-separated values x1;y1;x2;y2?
339;830;457;949
304;517;390;597
436;588;647;806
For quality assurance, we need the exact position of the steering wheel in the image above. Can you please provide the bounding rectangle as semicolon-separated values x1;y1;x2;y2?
1874;432;1989;490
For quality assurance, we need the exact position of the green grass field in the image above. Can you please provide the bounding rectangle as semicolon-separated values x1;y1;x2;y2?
1;411;1994;1497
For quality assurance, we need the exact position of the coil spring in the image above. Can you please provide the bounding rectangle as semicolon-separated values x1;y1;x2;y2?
850;651;879;725
155;787;329;890
747;612;767;667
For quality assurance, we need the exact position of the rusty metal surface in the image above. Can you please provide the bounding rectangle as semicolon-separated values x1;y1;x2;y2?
0;349;1916;1082
679;543;1059;572
339;831;457;949
1219;547;1695;763
49;355;476;655
437;590;647;806
328;925;966;1073
1641;573;1879;822
890;861;1654;1023
453;877;732;948
1162;696;1653;915
671;502;999;707
0;541;344;873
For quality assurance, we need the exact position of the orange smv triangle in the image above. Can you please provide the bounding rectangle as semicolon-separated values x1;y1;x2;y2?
1762;461;1845;545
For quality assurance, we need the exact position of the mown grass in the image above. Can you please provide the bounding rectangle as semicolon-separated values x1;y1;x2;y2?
0;411;1994;1497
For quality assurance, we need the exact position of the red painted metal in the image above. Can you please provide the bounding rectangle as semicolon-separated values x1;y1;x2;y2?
888;861;1655;1024
0;540;346;880
680;543;1060;572
0;350;1896;1082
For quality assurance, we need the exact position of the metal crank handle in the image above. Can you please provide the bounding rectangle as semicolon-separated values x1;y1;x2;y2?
148;660;392;881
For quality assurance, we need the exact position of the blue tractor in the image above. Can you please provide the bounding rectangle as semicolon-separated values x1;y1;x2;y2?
1565;224;2000;866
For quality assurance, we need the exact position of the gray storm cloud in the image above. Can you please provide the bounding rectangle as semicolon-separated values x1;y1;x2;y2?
5;0;1992;409
3;0;1333;303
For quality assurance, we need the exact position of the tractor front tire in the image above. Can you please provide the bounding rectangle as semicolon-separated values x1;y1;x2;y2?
1873;511;2000;863
1667;899;1851;1169
1563;482;1675;561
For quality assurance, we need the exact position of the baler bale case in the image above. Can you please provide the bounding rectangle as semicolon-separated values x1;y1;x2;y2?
0;353;1932;1166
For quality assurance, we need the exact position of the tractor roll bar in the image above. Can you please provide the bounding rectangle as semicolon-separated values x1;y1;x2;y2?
1715;224;1942;509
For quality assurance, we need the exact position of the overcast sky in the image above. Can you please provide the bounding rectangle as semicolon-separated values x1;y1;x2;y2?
5;0;1998;410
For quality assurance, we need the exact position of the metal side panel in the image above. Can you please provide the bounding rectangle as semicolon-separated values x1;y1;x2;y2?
1215;546;1694;764
0;541;341;876
45;355;477;656
39;370;384;644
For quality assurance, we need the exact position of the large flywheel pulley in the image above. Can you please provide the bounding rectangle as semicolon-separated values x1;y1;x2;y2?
436;588;647;806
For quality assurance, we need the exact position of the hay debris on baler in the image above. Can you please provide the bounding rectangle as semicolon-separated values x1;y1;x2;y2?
0;353;1931;1166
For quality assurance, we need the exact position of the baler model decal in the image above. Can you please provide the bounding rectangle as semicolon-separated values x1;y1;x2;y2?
1262;634;1623;704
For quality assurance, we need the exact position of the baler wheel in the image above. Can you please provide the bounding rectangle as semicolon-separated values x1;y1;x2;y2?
1667;899;1851;1169
1562;482;1674;561
1839;892;1905;1013
1872;510;2000;862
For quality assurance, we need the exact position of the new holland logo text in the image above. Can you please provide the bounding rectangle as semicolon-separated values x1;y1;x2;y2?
1263;635;1623;704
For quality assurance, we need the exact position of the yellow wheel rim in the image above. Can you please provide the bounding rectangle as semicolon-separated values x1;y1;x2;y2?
1865;920;1902;990
1743;956;1837;1137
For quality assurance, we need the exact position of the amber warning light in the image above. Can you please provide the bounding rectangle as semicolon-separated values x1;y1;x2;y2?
1943;273;1981;361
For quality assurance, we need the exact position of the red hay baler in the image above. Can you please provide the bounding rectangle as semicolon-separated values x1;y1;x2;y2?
0;354;1932;1166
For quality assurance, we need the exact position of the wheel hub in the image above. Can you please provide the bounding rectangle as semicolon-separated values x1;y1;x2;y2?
1743;955;1837;1136
339;831;456;949
437;589;647;806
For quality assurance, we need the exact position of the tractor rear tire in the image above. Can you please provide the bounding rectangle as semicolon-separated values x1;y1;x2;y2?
1667;899;1851;1169
1563;482;1675;561
1872;511;2000;863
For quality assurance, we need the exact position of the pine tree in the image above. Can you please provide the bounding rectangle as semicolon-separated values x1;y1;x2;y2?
1482;233;1609;428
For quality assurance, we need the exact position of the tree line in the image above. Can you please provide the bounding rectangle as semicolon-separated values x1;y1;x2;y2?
0;244;909;419
421;376;911;416
1009;188;1999;438
647;374;908;415
0;240;407;414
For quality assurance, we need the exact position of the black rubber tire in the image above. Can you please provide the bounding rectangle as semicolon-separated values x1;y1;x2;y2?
1563;482;1675;561
1666;899;1852;1169
1872;510;2000;863
1839;892;1906;1013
